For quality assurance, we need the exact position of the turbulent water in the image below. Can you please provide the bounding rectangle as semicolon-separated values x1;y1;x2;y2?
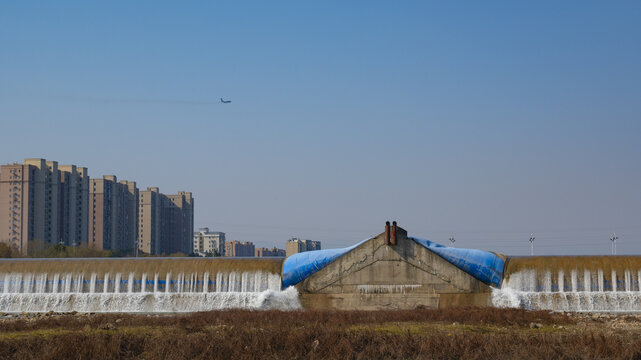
492;268;641;311
0;271;301;313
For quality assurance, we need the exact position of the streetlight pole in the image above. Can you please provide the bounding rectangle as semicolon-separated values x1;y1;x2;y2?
610;233;618;255
529;234;535;256
449;235;455;246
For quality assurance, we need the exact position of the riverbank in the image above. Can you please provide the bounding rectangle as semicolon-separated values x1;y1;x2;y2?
1;308;640;359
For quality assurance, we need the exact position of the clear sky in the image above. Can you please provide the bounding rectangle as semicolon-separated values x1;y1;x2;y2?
1;1;640;255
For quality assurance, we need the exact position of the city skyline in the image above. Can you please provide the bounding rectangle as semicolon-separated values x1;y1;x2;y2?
0;158;193;255
0;156;319;255
1;2;640;255
4;148;636;256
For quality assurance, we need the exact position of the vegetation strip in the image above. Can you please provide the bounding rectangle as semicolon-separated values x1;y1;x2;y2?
1;308;641;359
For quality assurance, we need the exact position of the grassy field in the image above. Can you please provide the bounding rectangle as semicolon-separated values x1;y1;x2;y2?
0;308;640;359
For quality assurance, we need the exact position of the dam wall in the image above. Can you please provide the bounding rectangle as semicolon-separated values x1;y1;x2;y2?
0;257;300;312
0;227;506;312
493;256;641;311
3;223;639;312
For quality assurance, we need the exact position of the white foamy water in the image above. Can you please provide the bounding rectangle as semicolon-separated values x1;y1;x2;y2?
492;269;641;312
0;271;301;313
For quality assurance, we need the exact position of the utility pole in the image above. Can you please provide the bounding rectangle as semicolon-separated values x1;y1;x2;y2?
448;235;455;246
529;234;535;256
610;233;618;255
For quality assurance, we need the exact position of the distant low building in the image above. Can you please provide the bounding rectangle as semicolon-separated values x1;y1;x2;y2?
255;246;286;257
285;238;321;257
225;240;254;257
193;228;225;256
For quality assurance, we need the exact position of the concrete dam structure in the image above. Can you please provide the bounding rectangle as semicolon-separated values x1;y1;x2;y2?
284;222;641;311
1;222;640;312
284;223;505;310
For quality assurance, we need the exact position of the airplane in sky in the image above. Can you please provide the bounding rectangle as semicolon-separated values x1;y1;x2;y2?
220;98;231;104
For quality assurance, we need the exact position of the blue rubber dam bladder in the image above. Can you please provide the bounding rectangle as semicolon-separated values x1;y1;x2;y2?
281;237;371;288
410;237;505;288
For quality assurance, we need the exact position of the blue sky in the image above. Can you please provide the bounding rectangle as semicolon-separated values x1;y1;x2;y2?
1;1;640;255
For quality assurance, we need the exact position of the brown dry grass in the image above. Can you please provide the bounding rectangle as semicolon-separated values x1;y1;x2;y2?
0;308;639;359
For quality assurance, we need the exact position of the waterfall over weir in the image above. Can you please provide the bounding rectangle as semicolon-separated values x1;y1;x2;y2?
492;256;641;312
0;258;301;313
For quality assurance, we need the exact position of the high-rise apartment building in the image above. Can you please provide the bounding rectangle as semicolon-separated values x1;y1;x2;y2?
120;180;139;252
58;165;89;247
89;176;138;252
162;192;194;255
225;240;255;257
32;159;60;247
0;158;86;254
193;228;225;256
0;162;39;254
285;238;321;257
138;188;194;256
138;187;161;255
89;176;113;250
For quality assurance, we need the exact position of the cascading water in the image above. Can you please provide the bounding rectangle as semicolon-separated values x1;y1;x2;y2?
0;258;301;313
0;270;300;313
492;256;641;312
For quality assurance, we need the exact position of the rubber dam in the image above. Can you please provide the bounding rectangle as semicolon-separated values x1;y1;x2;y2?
1;223;640;312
